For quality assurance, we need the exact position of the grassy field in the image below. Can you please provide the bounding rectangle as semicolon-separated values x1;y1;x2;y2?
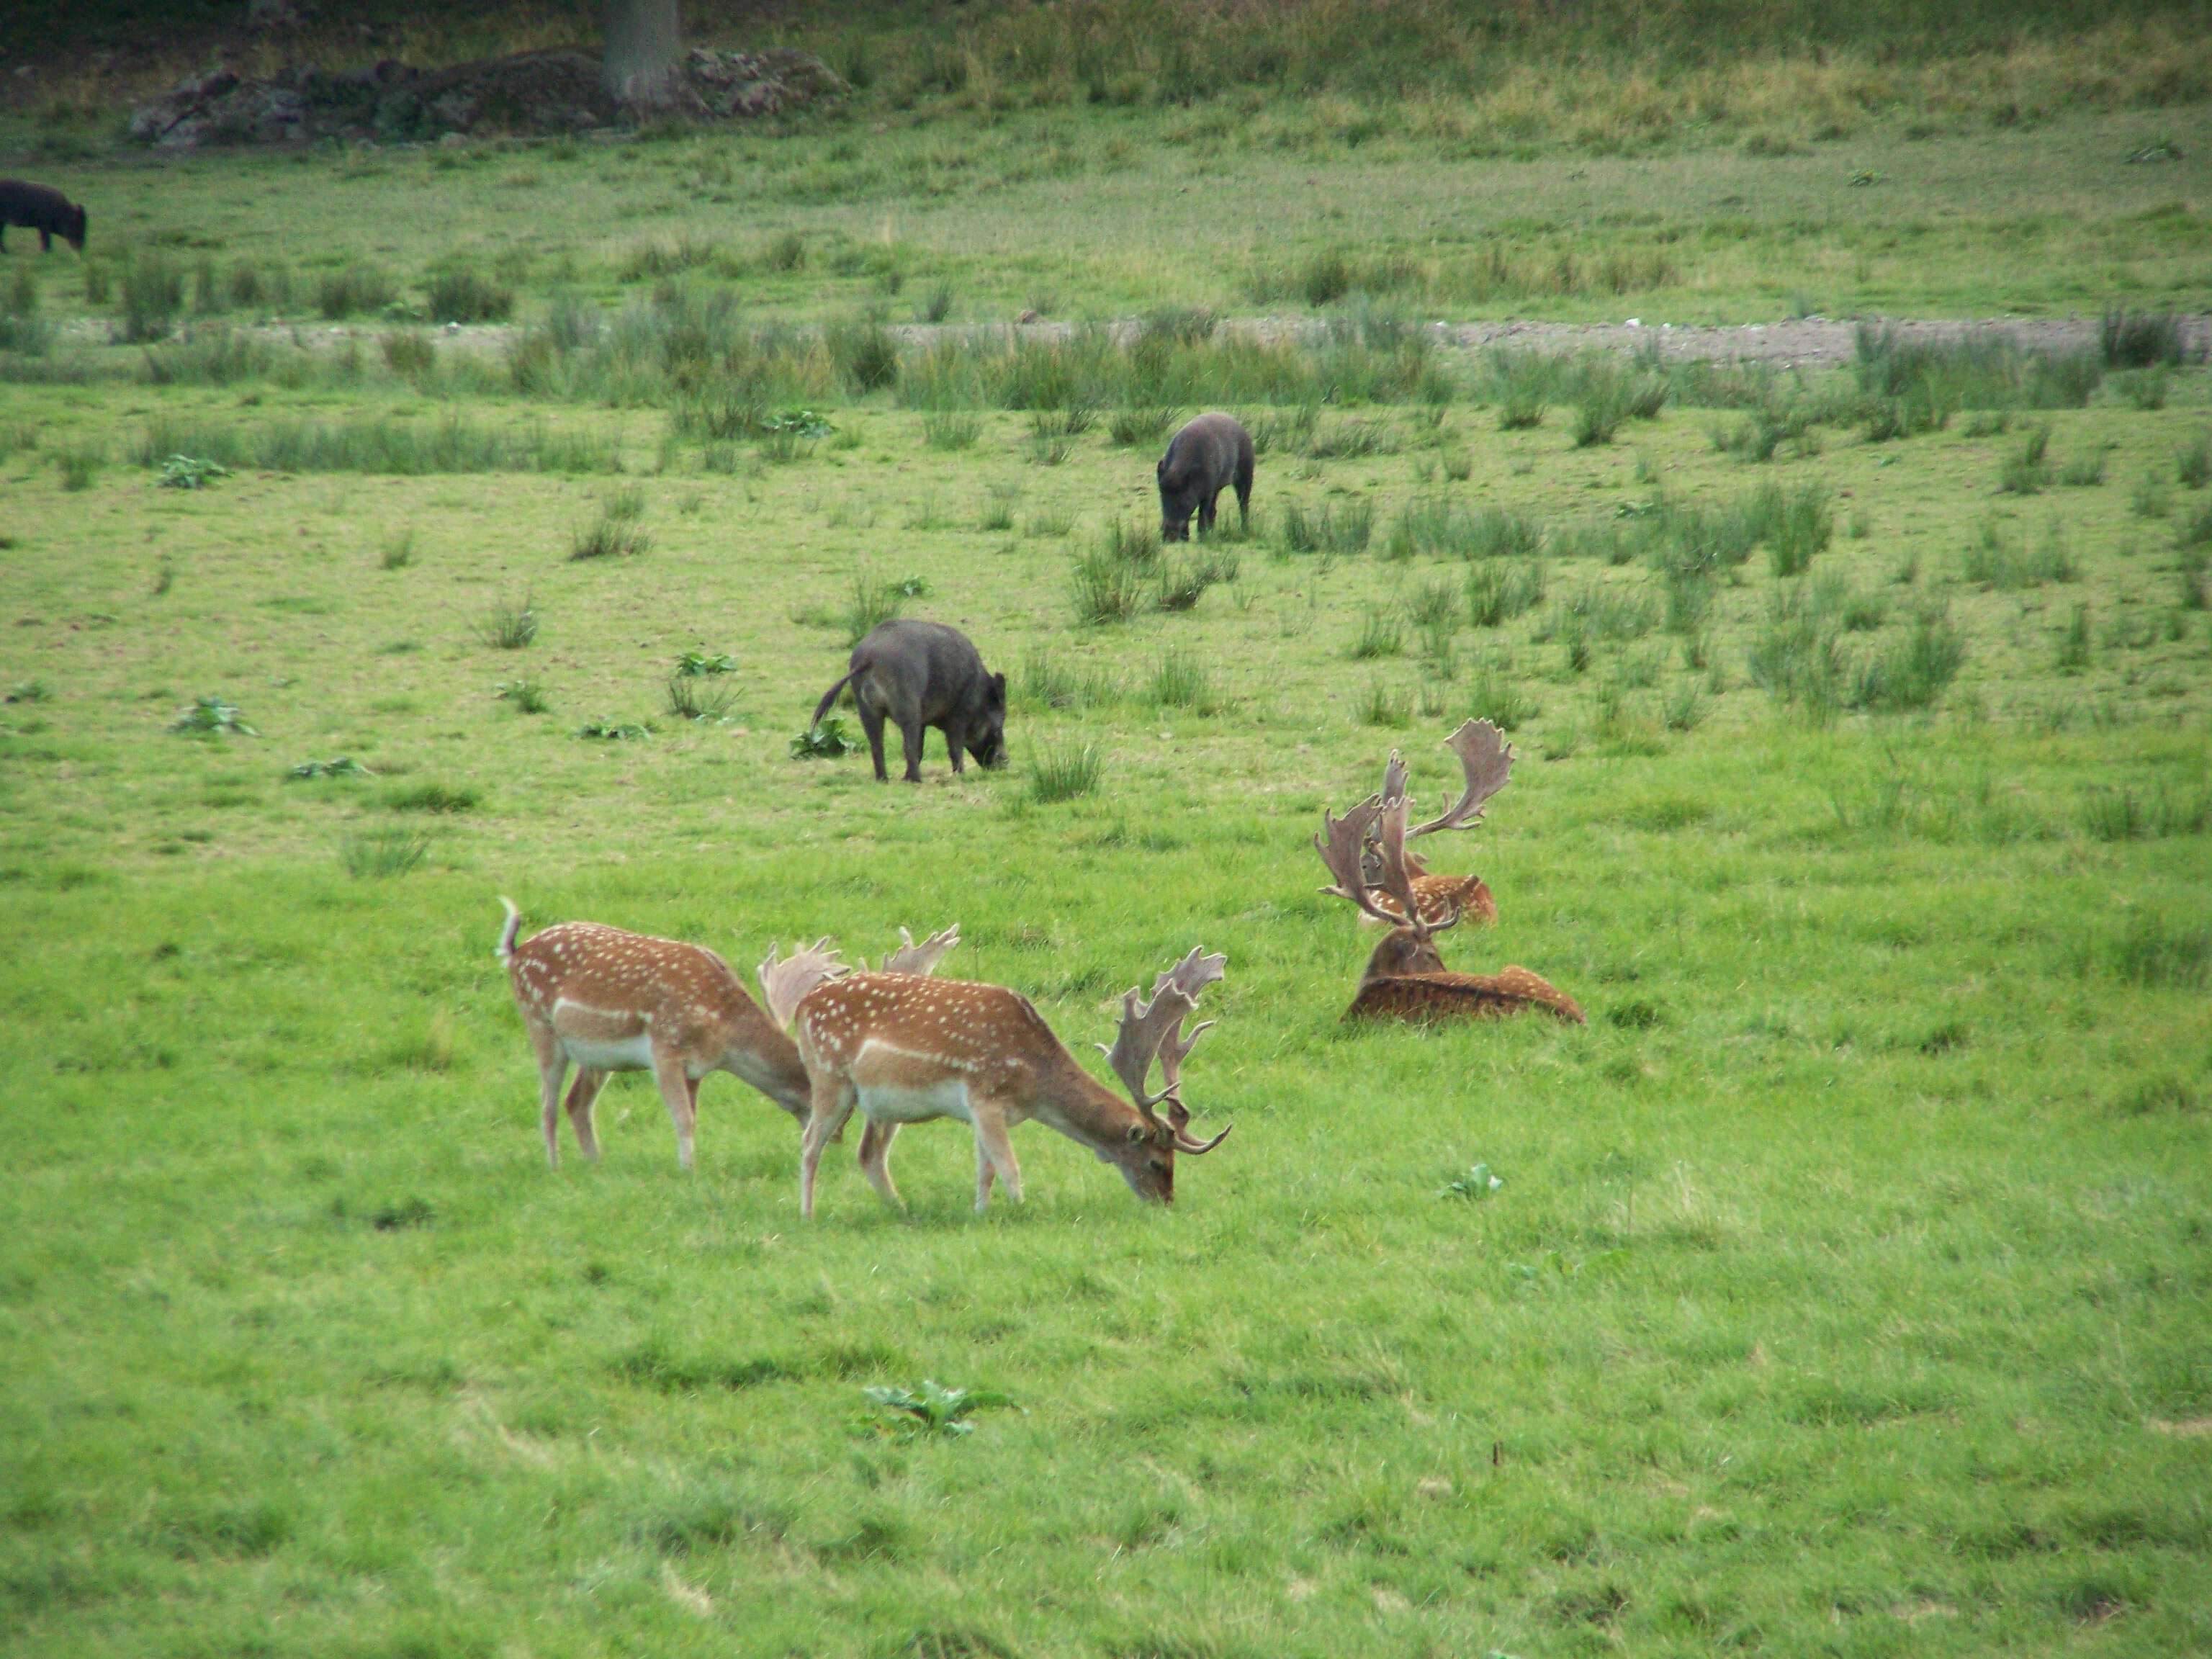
4;9;2212;1647
6;100;2210;331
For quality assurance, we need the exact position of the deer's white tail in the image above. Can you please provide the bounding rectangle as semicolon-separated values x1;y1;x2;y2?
497;896;522;962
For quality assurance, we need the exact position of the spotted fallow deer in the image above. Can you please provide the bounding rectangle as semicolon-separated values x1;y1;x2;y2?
793;947;1232;1217
497;899;849;1170
1353;719;1515;930
1316;788;1584;1025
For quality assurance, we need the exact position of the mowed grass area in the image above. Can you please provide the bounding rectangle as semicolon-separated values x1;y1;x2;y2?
4;99;2211;331
3;307;2211;1656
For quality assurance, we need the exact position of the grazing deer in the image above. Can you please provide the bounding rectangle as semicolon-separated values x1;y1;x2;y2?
793;947;1232;1216
1316;791;1583;1025
1352;719;1514;929
498;899;848;1170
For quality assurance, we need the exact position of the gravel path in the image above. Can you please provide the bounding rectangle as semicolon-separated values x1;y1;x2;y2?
70;312;2212;366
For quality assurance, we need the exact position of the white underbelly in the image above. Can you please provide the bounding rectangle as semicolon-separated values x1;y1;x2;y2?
560;1033;655;1072
857;1076;973;1125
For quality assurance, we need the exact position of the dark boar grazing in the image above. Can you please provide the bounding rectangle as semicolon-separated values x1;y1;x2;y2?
0;180;87;253
811;619;1007;783
1157;412;1254;542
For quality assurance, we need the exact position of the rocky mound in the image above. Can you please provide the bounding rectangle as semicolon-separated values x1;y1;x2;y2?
128;48;842;151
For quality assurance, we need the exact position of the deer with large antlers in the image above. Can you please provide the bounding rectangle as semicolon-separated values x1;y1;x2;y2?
793;946;1232;1216
498;899;857;1169
1316;784;1583;1025
1352;719;1515;930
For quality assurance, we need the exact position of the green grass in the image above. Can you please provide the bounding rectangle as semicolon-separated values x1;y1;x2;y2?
3;78;2212;1655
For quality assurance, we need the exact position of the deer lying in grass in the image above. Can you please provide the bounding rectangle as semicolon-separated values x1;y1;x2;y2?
793;946;1232;1216
498;899;852;1169
1317;791;1584;1025
1352;719;1514;930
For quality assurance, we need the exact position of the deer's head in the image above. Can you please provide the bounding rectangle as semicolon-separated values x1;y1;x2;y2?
1097;948;1232;1204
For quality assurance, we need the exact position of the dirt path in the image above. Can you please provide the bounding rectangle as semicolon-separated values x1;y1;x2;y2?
69;312;2211;366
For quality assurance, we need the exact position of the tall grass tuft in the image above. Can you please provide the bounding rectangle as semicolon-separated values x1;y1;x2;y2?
116;250;184;343
475;596;539;650
1029;742;1102;802
315;264;397;320
1748;482;1833;576
1747;588;1845;719
426;264;514;324
1465;561;1546;627
843;572;907;644
2099;310;2188;369
341;825;433;878
826;314;900;394
1851;608;1966;711
1148;648;1215;712
1281;499;1372;556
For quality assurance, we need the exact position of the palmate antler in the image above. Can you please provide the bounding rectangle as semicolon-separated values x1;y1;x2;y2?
757;938;848;1027
1317;790;1461;941
878;924;960;976
1097;948;1232;1154
1408;718;1514;841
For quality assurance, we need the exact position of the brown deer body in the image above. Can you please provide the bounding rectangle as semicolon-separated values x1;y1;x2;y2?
793;949;1231;1216
498;899;837;1169
1347;927;1583;1023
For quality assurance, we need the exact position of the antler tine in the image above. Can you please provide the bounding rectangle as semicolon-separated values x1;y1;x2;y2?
881;922;960;976
1097;979;1199;1124
1380;750;1410;809
1315;796;1403;928
1153;945;1227;1009
1408;718;1514;840
757;937;847;1027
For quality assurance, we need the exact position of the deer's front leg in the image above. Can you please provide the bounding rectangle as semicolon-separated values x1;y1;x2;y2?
970;1102;1023;1212
651;1048;701;1171
974;1138;997;1210
528;1019;570;1169
800;1071;855;1218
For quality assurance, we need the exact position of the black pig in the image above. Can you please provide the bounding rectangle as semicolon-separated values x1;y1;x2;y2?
0;180;87;253
1156;412;1254;542
810;619;1007;783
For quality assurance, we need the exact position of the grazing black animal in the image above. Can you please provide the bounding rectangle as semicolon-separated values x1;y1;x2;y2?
0;181;87;253
1156;412;1254;542
811;619;1007;783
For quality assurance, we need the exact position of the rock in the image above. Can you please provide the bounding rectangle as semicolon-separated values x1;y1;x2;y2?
683;48;845;119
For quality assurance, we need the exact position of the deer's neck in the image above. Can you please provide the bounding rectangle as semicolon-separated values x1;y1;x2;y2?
1025;1047;1148;1155
714;988;812;1118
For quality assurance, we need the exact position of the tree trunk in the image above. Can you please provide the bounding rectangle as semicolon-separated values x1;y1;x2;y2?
603;0;682;109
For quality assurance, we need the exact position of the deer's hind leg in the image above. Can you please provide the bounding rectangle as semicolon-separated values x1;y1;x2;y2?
528;1018;571;1169
563;1068;608;1162
857;1119;904;1210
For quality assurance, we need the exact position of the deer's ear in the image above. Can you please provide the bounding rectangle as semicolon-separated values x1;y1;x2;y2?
1125;1123;1150;1144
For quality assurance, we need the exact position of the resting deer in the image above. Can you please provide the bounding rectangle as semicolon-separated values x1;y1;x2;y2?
498;899;850;1169
1353;719;1514;929
1316;791;1583;1025
793;947;1232;1216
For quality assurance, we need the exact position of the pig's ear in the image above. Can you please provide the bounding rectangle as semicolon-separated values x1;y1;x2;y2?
989;673;1007;706
1156;457;1168;480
